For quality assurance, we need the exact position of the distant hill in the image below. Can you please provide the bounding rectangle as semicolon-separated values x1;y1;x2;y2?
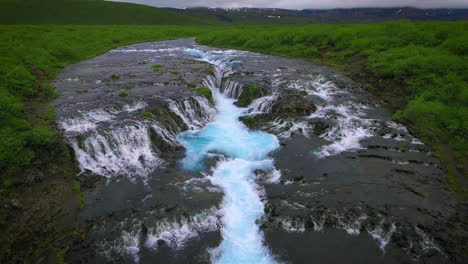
1;0;466;26
0;0;219;25
169;7;468;24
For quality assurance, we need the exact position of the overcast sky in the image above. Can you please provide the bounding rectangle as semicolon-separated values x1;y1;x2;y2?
110;0;468;9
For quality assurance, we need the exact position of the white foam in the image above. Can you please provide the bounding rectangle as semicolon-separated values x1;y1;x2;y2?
96;208;220;263
270;118;312;139
168;96;215;130
60;110;114;133
415;227;443;254
246;93;278;115
367;222;397;251
112;48;182;53
72;124;161;181
311;105;374;158
145;208;221;250
287;77;338;102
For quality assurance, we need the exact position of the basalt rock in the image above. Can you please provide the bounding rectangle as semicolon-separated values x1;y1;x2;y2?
271;89;316;117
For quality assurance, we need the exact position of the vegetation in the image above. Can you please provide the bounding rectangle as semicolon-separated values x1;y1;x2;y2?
0;0;219;25
152;64;165;71
198;21;468;192
235;84;267;107
197;87;214;103
111;73;120;80
142;108;162;119
73;181;84;209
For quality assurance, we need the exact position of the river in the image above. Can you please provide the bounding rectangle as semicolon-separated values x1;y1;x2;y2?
51;39;455;263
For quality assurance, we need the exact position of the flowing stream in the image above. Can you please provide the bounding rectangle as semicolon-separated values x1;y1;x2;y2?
178;49;279;263
52;39;455;264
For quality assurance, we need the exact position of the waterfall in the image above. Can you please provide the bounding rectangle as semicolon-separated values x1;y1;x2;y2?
181;49;279;264
247;93;278;115
221;79;244;99
61;97;215;181
71;124;161;181
167;96;215;130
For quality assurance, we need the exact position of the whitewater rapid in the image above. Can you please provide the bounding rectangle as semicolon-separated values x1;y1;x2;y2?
178;50;280;264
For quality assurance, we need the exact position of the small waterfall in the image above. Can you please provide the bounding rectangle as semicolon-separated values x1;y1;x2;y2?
150;122;181;147
145;208;221;250
95;207;221;263
72;124;161;181
167;96;215;130
221;79;244;99
247;93;278;115
59;98;215;180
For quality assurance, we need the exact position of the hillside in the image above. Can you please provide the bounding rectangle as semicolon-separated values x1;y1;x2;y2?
170;7;468;24
0;0;219;25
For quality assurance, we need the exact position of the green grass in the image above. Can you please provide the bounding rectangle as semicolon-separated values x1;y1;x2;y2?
198;21;468;191
56;250;65;264
73;181;84;209
0;0;219;25
152;64;165;71
197;87;213;103
0;25;215;180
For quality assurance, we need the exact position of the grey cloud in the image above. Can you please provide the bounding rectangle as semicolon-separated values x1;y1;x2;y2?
110;0;468;9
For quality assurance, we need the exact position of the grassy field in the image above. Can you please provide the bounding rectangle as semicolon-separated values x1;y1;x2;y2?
198;21;468;193
0;0;219;25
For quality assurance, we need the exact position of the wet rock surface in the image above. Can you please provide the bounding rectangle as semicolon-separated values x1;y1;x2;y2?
52;39;467;263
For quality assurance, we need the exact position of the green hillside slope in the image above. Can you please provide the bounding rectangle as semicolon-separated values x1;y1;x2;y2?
0;0;219;25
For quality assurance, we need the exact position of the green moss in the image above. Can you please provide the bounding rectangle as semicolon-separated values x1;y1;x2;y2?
142;111;152;118
142;108;162;119
118;92;128;97
187;82;197;88
197;87;213;103
417;191;430;198
111;73;120;80
151;108;162;116
170;70;180;75
235;84;266;107
73;181;84;209
152;64;164;71
2;179;14;187
46;106;55;120
56;250;65;264
239;116;256;126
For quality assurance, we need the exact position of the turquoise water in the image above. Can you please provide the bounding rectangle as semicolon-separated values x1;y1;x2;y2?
178;50;280;264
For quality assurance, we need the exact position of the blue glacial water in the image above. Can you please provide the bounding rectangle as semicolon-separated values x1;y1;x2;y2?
178;50;280;264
